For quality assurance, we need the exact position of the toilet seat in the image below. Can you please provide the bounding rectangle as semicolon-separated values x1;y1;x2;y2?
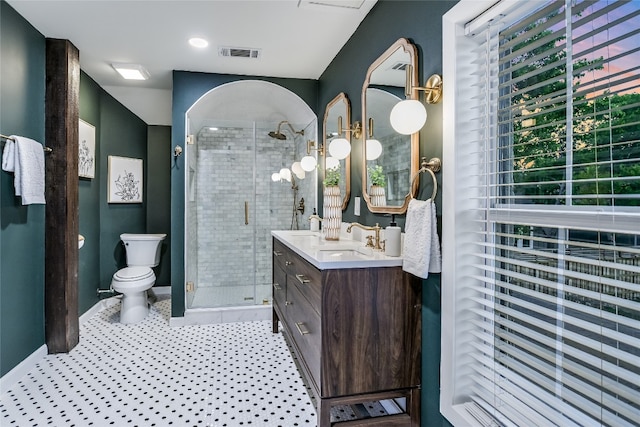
111;266;156;294
113;266;154;282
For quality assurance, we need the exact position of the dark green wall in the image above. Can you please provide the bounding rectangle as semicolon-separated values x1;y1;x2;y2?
0;0;46;377
170;72;319;316
317;1;458;425
79;73;102;314
147;125;171;286
1;1;154;376
98;93;148;287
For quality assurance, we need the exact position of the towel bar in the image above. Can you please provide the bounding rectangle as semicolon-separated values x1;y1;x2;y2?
410;157;440;201
1;134;52;153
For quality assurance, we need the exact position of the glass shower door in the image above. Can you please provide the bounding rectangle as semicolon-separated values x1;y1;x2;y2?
185;118;312;310
186;120;258;308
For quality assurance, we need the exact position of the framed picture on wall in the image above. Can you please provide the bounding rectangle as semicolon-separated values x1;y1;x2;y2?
78;119;96;179
108;156;143;203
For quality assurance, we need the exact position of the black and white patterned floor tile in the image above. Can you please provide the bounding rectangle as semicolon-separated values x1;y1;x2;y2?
0;297;316;426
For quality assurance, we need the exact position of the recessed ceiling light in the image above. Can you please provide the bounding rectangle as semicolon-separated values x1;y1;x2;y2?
189;38;209;48
111;63;150;80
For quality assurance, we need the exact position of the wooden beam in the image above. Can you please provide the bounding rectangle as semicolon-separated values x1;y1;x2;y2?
44;38;80;354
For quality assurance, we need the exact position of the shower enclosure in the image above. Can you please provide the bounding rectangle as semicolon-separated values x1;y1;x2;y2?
185;119;316;310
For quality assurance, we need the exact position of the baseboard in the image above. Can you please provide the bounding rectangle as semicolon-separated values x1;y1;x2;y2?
79;295;121;325
151;285;171;296
0;344;47;394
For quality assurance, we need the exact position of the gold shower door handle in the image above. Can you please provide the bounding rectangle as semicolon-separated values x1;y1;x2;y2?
245;201;248;225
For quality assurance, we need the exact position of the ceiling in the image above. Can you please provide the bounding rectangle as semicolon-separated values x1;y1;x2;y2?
7;0;377;126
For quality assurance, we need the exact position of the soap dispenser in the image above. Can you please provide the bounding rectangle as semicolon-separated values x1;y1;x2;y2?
385;215;401;257
309;208;322;232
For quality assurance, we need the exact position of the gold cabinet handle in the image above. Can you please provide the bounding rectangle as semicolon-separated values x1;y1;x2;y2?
273;283;282;291
295;322;310;335
273;251;283;257
295;274;310;284
244;201;249;225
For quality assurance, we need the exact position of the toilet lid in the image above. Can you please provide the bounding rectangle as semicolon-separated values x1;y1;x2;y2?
113;266;154;282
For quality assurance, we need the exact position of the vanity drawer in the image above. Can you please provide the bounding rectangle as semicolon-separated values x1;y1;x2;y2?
272;239;292;272
287;255;321;313
285;282;321;388
272;261;287;312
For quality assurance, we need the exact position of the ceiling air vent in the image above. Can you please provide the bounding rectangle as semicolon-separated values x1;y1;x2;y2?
219;46;261;59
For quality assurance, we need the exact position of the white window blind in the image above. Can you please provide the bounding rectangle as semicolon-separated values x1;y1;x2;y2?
442;1;640;426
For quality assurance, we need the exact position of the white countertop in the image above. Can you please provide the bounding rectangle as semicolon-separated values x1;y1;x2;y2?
271;230;403;270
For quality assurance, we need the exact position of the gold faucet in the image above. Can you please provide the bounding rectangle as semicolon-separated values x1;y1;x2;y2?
346;222;383;250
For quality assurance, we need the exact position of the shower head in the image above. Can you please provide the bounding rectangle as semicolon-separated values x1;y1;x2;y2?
268;120;304;140
268;131;287;140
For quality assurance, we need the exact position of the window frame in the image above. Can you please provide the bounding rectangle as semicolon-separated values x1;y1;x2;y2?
441;1;640;425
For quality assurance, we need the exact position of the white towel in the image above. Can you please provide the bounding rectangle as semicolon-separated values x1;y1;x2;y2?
2;138;16;172
402;198;441;279
2;135;46;205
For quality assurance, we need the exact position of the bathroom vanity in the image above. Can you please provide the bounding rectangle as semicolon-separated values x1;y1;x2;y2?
271;230;421;427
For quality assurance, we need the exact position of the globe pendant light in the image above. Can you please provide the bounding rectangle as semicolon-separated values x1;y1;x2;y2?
390;99;427;135
300;155;317;172
328;138;350;160
365;139;382;160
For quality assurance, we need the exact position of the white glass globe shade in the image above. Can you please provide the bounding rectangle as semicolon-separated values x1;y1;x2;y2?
279;167;292;182
366;139;383;160
271;172;281;182
328;138;351;160
294;169;306;180
300;155;317;171
325;157;339;170
390;99;427;135
291;162;304;176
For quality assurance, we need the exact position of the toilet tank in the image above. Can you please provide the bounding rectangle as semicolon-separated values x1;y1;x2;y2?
121;233;166;267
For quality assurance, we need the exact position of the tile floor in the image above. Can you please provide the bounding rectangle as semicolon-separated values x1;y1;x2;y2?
0;296;318;427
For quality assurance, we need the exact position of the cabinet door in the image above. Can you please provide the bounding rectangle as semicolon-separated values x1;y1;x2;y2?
321;268;422;396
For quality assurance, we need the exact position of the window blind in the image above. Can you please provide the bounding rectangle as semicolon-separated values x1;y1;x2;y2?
450;1;640;426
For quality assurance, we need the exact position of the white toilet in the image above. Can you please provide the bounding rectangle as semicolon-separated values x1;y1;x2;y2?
111;233;166;324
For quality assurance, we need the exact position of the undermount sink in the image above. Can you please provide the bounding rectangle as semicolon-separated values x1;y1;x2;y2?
315;246;373;257
316;249;368;259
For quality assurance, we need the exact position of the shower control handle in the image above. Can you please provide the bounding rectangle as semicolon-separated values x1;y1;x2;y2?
273;251;283;257
273;283;282;291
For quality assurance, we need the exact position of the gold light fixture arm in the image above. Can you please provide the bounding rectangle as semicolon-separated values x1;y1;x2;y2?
306;140;324;156
415;73;443;104
338;116;362;139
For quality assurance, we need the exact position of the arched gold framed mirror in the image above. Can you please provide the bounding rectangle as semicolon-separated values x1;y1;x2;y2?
323;93;351;210
361;38;419;214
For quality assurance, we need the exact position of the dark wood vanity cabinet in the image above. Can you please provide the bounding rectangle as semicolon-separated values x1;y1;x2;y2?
272;237;422;427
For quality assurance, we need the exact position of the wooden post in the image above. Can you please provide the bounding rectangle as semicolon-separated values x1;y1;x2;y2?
44;38;80;353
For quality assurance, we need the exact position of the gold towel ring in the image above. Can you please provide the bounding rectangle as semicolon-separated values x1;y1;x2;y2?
410;157;441;201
